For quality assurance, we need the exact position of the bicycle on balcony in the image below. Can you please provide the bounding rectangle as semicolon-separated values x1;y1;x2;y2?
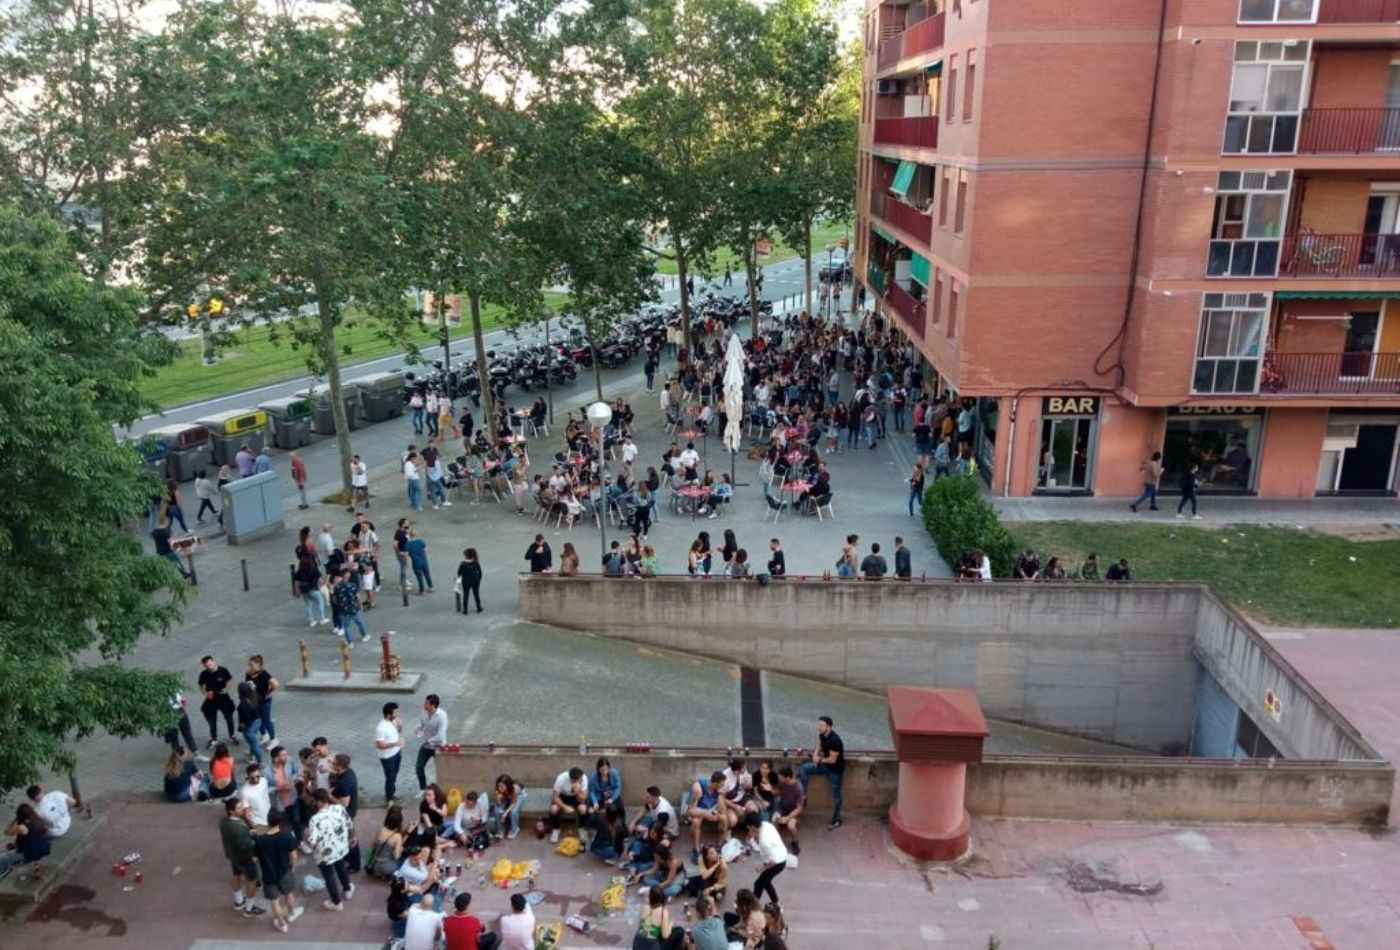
1287;228;1345;276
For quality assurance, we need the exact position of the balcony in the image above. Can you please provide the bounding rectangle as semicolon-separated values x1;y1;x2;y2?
1262;350;1400;395
867;263;887;295
884;280;927;339
1280;232;1400;278
1299;108;1400;154
876;12;946;74
870;191;933;245
1317;0;1400;21
874;115;939;151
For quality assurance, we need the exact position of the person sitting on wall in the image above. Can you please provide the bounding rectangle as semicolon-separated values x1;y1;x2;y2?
1013;549;1041;581
546;766;591;844
1105;558;1133;582
1077;552;1102;581
686;771;735;863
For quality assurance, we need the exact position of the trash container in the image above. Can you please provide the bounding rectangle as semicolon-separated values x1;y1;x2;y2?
346;371;405;423
298;384;363;435
197;409;269;465
258;397;314;449
147;424;214;481
132;434;170;475
220;470;285;545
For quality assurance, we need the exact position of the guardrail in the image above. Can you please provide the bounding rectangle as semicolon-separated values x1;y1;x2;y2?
1299;108;1400;154
1263;350;1400;394
1281;231;1400;278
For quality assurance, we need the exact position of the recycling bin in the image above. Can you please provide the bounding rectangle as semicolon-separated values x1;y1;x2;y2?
346;371;405;423
220;470;285;545
132;435;170;475
297;384;363;435
258;397;314;449
147;423;213;481
196;409;268;465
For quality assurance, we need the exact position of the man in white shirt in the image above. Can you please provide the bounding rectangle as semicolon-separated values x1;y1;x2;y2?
677;443;700;480
238;763;272;828
375;702;403;805
744;812;789;904
351;454;369;507
451;790;490;841
404;451;423;511
753;382;770;408
621;437;639;466
27;785;76;838
403;903;443;950
497;893;536;950
629;785;677;838
548;767;590;844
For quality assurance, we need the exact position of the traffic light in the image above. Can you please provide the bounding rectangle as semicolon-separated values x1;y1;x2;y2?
208;298;225;316
186;303;199;320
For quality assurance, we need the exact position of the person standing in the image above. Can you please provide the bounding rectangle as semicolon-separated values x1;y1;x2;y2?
457;548;483;613
525;534;552;573
1130;451;1163;513
150;516;193;580
306;789;355;912
799;716;845;830
414;694;447;792
198;655;238;748
163;692;200;758
403;451;423;511
289;452;309;509
245;655;279;746
1176;462;1202;520
743;813;789;905
405;530;433;594
235;444;256;478
194;470;220;524
644;350;659;394
219;798;265;918
860;543;888;580
254;446;273;474
254;808;304;933
409;391;425;435
907;462;926;517
893;536;912;580
351;454;370;508
723;265;732;287
376;702;404;805
393;518;411;591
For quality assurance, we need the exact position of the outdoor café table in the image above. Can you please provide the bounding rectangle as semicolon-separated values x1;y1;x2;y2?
785;449;807;466
674;484;711;520
783;479;812;512
678;429;702;442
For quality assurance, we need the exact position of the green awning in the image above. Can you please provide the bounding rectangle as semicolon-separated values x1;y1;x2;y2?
889;160;916;198
872;224;897;244
1274;290;1400;299
925;60;943;76
910;253;931;288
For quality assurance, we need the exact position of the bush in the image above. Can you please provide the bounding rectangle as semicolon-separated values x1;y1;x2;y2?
922;475;1017;578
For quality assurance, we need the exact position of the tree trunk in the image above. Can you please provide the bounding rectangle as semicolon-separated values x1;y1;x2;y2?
313;283;354;504
468;289;495;428
745;239;760;338
435;287;451;373
675;236;692;357
802;215;813;317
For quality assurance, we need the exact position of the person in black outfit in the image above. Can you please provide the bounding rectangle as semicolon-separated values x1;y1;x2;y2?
457;548;483;613
799;716;845;829
198;655;238;748
767;539;786;577
525;535;552;573
893;537;912;580
1176;463;1201;519
1106;558;1133;582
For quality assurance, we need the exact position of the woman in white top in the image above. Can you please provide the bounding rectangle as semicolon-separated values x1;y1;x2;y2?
742;812;788;905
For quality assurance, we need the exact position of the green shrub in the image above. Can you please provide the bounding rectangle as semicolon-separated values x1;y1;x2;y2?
922;475;1017;577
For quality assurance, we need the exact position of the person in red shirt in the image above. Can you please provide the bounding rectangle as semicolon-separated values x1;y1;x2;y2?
443;891;496;950
290;452;309;509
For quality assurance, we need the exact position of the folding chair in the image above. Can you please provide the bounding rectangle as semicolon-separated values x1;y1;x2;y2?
814;494;836;522
763;491;788;524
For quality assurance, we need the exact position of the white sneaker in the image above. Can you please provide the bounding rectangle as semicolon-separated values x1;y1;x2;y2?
298;841;313;854
507;826;520;839
1192;514;1202;520
345;883;356;900
443;500;453;507
288;905;305;923
322;899;343;912
333;627;344;638
274;919;289;933
308;621;317;628
550;828;560;844
319;618;331;626
1175;513;1184;519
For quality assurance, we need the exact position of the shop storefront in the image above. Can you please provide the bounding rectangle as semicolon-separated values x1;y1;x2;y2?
1035;396;1100;494
1317;411;1400;495
973;396;999;485
1163;407;1265;494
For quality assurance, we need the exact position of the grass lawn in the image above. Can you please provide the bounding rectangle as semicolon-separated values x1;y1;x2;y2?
653;219;852;276
1011;521;1400;629
140;294;567;410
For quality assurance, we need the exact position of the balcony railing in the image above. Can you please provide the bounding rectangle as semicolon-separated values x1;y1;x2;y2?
885;280;927;339
1317;0;1400;21
1299;108;1400;153
870;190;933;245
876;12;946;73
1262;350;1400;395
874;115;939;150
867;263;887;296
1280;232;1400;278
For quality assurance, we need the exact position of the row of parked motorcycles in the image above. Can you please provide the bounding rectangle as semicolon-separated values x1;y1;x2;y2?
401;293;770;406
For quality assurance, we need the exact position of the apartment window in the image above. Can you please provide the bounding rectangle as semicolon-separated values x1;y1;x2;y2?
1207;170;1290;277
939;167;950;227
932;272;943;327
954;170;968;234
946;55;958;124
963;50;976;122
1237;0;1316;23
947;282;960;340
1223;40;1308;154
1192;292;1269;394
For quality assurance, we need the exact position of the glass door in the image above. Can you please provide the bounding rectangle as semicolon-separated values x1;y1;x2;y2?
1341;312;1380;378
1038;418;1095;491
1383;64;1400;151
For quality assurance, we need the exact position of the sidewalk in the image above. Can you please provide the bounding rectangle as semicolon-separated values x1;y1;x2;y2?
994;493;1399;526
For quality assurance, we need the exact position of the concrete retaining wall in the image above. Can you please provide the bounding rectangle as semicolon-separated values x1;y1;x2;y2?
433;747;1393;826
518;576;1201;752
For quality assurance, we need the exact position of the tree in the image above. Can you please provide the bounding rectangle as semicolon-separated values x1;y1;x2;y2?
768;0;857;316
0;208;185;791
125;0;417;502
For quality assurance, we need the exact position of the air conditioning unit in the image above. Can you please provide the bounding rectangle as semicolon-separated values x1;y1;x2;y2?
876;79;897;95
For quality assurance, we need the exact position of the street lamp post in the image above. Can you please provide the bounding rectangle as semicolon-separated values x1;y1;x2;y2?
587;400;613;563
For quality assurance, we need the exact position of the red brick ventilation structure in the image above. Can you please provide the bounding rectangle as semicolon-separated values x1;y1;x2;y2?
887;686;988;862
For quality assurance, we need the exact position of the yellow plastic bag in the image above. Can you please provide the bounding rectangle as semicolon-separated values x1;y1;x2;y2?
445;787;463;814
534;921;563;949
490;858;514;884
510;859;539;880
553;835;583;857
599;882;625;912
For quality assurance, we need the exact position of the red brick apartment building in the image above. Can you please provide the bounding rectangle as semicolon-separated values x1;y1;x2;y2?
855;0;1400;497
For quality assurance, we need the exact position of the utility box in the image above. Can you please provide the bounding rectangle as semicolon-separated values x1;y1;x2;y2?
147;424;214;482
259;397;314;449
220;470;285;545
197;409;269;465
298;384;363;435
346;371;405;423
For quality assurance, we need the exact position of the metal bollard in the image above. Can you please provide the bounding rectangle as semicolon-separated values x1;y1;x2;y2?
298;640;310;678
241;558;250;591
401;585;410;607
185;554;198;586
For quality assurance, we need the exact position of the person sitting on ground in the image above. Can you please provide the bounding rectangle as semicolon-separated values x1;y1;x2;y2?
164;748;208;803
444;890;498;950
387;875;411;941
624;812;672;875
1106;558;1133;582
497;892;536;950
0;804;51;881
684;843;728;903
686;771;734;862
723;889;765;945
394;844;440;907
689;894;729;950
762;902;789;947
636;884;685;949
368;805;408;879
772;765;806;855
588;803;627;864
548;766;591;843
449;790;490;846
416;784;453;850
